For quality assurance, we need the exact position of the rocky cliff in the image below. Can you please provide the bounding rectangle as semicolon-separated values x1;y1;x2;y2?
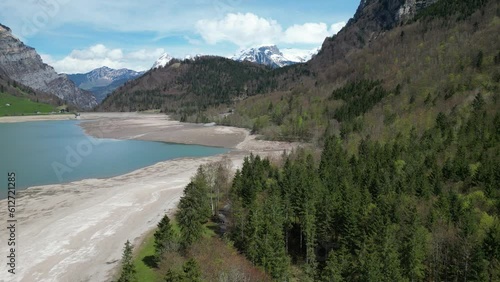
0;24;97;109
311;0;439;71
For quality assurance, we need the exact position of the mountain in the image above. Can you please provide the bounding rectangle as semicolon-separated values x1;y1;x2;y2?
232;45;318;68
68;67;144;103
152;53;174;69
281;47;320;63
311;0;438;72
0;24;97;110
100;0;497;141
98;56;272;113
100;0;499;280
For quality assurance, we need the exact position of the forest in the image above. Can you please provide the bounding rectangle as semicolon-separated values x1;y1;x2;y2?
114;0;500;281
227;93;499;281
117;93;499;281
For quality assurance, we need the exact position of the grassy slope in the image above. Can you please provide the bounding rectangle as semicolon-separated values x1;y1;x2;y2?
133;230;160;281
0;92;55;116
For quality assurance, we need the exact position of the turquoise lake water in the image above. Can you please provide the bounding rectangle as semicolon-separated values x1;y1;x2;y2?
0;120;228;199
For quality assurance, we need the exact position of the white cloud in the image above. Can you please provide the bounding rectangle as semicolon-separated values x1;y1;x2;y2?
196;13;346;47
330;22;347;35
41;45;166;73
196;13;282;47
283;23;329;44
0;0;229;39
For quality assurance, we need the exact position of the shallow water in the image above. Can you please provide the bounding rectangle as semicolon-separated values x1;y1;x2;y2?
0;120;228;199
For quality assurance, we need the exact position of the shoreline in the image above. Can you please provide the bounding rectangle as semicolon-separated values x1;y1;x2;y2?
0;113;300;282
0;114;76;123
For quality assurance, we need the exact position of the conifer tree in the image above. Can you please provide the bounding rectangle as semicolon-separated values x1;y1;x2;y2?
118;240;137;282
154;214;175;264
183;259;202;282
177;182;207;249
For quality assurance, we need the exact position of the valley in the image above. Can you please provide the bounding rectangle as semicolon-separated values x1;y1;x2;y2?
0;0;498;281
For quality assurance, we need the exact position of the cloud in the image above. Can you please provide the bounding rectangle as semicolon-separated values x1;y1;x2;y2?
195;13;346;47
283;23;329;44
330;22;347;35
196;13;282;47
0;0;230;39
41;44;166;73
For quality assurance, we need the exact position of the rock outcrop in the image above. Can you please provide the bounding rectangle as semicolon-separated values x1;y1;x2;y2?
0;24;97;109
312;0;440;70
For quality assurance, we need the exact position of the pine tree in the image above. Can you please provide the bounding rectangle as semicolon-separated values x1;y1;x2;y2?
154;214;175;264
164;269;183;282
322;248;347;282
118;240;137;282
177;180;209;249
183;259;202;282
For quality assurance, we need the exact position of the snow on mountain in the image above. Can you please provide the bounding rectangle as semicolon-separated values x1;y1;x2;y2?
67;66;144;103
68;67;143;89
184;54;203;61
83;66;143;84
281;47;320;63
152;53;174;69
232;45;320;68
232;45;291;68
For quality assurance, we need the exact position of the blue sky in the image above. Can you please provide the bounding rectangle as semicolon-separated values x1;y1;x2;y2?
0;0;359;73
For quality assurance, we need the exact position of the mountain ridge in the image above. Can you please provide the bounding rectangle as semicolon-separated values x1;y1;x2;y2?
232;45;319;68
68;66;144;103
0;24;97;109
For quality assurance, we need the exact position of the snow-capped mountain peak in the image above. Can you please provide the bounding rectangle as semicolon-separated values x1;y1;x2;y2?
232;45;290;68
232;45;319;68
152;53;174;69
281;47;320;63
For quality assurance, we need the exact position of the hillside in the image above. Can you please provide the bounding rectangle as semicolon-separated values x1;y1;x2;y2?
99;0;498;145
207;0;500;145
98;57;277;115
0;92;55;116
0;24;97;110
101;0;500;281
0;70;68;115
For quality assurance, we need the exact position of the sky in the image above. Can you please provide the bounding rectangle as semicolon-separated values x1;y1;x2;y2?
0;0;359;74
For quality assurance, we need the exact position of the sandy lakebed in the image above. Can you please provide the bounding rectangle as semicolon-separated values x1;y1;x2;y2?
0;113;299;282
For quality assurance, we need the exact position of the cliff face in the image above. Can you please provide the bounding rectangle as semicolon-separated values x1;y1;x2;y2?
311;0;439;71
0;24;97;109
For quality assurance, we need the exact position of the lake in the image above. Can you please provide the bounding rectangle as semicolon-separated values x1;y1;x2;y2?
0;120;228;199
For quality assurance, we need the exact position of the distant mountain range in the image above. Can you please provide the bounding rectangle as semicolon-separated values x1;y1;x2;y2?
232;45;319;68
149;45;319;71
0;24;97;109
68;67;144;103
68;45;316;104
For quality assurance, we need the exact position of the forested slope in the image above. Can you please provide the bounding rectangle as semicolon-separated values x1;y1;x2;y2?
116;0;500;281
226;93;499;281
214;0;499;145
